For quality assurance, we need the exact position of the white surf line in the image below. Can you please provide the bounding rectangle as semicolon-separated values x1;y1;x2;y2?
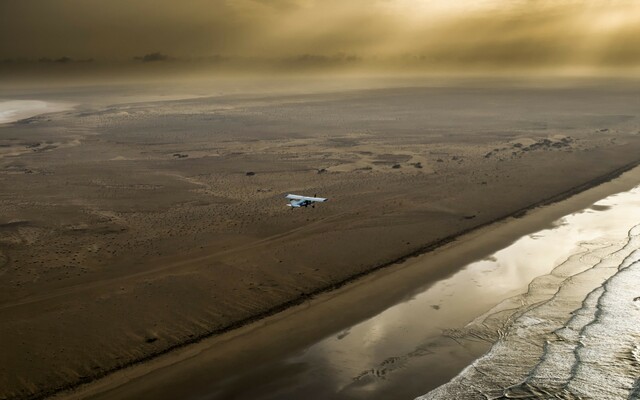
0;100;74;124
420;187;640;399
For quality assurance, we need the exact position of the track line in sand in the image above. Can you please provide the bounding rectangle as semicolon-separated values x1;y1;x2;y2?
0;210;352;312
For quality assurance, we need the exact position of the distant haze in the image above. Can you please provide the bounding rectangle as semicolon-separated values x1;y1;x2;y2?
2;0;640;77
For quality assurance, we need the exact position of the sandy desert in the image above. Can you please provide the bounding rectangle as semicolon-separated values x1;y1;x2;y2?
1;80;640;399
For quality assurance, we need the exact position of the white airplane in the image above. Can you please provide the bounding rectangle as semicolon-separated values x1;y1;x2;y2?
286;194;328;209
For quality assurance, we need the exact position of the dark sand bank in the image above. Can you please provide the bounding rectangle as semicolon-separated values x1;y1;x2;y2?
2;82;640;399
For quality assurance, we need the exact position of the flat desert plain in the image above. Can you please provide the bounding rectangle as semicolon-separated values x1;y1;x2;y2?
2;82;640;399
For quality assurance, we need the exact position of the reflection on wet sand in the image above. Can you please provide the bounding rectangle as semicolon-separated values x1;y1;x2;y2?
422;188;640;399
267;188;640;400
150;186;640;400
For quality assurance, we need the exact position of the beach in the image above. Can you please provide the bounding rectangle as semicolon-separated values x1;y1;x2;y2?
2;80;640;399
423;183;640;399
51;164;640;400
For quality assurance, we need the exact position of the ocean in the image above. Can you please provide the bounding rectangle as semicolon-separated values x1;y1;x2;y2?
421;187;640;399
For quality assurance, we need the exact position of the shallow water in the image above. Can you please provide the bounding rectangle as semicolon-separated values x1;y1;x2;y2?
421;188;640;399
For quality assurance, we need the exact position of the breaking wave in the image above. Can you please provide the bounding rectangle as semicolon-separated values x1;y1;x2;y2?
419;222;640;399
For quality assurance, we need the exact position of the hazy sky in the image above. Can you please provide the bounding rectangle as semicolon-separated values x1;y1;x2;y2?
2;0;640;71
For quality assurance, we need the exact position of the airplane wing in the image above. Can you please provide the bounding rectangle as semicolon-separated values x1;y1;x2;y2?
285;194;328;202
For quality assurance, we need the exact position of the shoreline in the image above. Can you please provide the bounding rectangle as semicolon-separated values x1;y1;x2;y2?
422;182;640;399
0;100;74;125
49;160;640;400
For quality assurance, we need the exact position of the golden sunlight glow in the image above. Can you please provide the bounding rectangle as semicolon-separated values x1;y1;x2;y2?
1;0;640;73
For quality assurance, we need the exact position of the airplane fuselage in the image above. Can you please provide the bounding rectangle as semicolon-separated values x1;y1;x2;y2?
285;193;328;208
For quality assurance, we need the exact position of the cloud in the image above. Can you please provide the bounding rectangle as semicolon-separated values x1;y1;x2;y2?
134;52;171;62
1;0;640;73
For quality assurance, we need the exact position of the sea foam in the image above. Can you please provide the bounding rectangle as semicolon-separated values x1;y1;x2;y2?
0;100;71;124
419;190;640;399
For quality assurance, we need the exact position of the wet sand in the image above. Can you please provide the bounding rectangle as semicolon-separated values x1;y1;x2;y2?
56;163;640;400
424;173;640;399
3;80;640;399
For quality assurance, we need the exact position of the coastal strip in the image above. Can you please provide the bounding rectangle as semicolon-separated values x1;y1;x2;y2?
48;160;640;400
